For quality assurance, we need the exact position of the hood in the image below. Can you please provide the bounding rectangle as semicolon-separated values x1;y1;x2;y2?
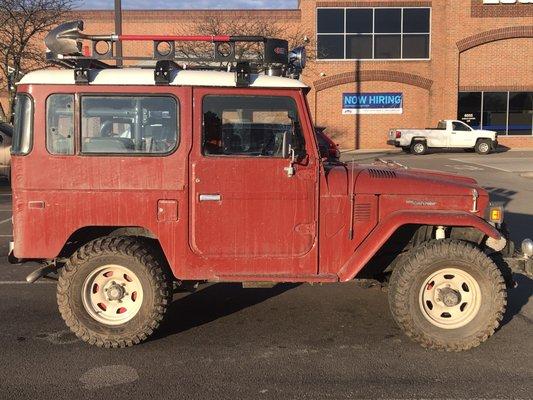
353;164;485;198
476;129;497;137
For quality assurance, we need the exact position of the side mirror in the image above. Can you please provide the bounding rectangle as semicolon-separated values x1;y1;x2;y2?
282;130;293;159
318;143;329;159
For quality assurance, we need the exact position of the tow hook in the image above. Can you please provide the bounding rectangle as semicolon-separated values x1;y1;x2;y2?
26;261;58;283
504;239;533;279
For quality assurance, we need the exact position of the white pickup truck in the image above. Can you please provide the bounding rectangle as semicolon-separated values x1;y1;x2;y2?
387;120;498;155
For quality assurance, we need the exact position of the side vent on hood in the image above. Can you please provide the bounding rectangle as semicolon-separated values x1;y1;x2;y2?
368;169;397;179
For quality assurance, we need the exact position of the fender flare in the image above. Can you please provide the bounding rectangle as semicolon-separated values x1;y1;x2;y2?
337;210;500;282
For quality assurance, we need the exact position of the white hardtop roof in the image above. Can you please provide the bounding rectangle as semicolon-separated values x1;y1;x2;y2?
18;68;308;89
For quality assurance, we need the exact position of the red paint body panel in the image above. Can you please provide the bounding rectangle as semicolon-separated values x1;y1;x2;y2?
12;82;497;283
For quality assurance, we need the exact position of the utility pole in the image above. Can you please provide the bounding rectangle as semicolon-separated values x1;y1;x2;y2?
114;0;123;66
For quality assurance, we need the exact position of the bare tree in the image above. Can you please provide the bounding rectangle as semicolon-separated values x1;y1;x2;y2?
0;0;74;121
174;16;316;70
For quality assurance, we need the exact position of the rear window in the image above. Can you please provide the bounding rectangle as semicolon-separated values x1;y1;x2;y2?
80;96;179;154
11;94;33;155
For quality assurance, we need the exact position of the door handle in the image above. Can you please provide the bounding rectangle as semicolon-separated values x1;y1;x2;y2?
199;194;221;202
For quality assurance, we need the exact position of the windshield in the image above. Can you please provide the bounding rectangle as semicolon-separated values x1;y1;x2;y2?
11;94;33;155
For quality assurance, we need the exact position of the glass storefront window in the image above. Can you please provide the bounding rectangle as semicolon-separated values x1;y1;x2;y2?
458;92;482;129
483;92;508;135
508;92;533;135
458;91;533;136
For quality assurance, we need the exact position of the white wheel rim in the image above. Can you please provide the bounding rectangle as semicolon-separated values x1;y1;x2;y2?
414;143;425;153
479;143;489;153
418;268;481;329
82;264;144;326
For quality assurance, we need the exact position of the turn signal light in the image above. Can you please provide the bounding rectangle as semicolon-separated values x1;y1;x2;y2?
488;206;504;224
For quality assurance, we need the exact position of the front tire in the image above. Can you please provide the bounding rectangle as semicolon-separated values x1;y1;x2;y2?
57;236;172;348
475;139;492;155
388;240;506;351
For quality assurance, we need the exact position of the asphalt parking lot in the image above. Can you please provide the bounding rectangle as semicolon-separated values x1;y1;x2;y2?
0;150;532;399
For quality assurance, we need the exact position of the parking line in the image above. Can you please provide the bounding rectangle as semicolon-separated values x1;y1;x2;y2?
449;158;513;172
0;217;11;225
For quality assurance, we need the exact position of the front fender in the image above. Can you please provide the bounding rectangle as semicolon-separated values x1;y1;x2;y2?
337;210;500;282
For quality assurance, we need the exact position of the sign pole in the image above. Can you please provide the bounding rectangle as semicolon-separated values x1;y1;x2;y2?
114;0;123;67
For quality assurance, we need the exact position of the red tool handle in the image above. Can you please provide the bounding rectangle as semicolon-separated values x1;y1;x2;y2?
118;34;231;42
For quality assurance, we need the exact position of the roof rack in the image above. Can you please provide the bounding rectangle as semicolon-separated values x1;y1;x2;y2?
44;20;306;85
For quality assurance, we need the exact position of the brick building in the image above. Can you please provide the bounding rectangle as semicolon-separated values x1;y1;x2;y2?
2;0;532;149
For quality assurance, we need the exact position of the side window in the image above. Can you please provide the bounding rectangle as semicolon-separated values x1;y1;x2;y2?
202;95;305;157
47;94;74;155
11;94;33;155
452;121;471;132
81;96;178;154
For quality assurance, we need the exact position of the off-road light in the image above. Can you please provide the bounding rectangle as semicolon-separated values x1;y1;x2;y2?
522;238;533;258
289;46;306;70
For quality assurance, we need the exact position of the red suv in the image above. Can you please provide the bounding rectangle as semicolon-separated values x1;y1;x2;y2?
8;21;532;349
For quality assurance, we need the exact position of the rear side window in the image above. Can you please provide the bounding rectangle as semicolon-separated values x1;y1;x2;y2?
11;94;33;155
81;96;178;154
47;94;75;155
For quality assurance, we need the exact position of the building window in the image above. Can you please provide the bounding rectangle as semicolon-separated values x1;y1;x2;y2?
458;92;533;136
80;96;179;154
317;7;431;60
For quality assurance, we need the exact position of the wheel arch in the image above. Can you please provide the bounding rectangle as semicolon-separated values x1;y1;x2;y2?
57;225;162;259
411;136;427;144
337;211;500;282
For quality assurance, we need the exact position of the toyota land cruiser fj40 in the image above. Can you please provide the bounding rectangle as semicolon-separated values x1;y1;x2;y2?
8;21;533;350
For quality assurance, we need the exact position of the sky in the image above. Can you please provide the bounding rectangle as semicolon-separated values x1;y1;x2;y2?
77;0;298;9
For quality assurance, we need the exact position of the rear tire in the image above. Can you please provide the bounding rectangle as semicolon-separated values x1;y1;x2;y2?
388;240;506;351
57;236;172;348
475;139;491;155
410;141;427;155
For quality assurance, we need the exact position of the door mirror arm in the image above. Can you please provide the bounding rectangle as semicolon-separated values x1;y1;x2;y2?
284;145;296;177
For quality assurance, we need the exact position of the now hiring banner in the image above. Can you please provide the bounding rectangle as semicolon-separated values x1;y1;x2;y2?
342;93;403;115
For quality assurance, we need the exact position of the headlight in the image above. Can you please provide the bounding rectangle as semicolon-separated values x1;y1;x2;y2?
522;239;533;258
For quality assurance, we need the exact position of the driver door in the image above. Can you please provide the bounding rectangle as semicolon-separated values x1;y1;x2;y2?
188;88;318;278
450;121;474;147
